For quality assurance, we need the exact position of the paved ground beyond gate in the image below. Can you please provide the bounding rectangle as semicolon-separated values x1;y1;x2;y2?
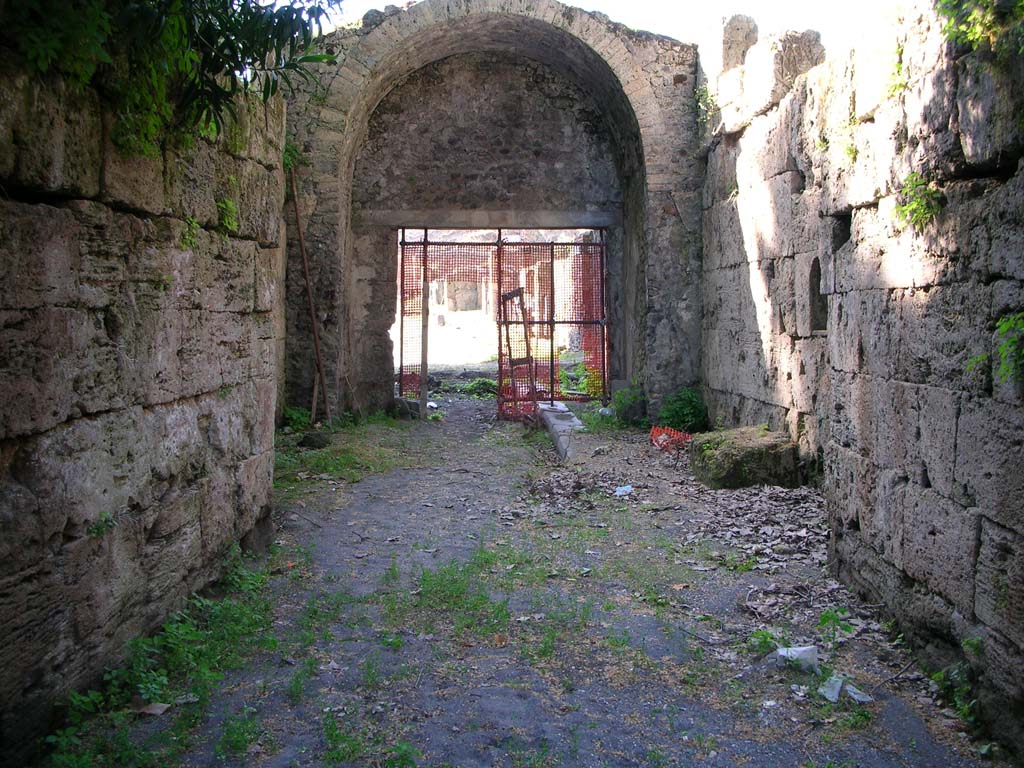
168;397;994;767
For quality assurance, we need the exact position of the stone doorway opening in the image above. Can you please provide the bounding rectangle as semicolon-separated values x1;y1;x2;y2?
391;228;609;419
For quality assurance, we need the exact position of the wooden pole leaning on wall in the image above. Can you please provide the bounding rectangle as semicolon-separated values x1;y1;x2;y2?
289;169;332;424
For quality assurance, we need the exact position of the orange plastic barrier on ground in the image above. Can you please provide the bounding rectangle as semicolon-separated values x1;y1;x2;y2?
650;426;692;451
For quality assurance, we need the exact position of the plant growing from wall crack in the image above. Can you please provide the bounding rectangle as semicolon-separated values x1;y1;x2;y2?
895;171;942;230
993;311;1024;383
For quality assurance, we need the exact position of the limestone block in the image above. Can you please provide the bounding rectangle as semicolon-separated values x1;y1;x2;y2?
743;31;824;119
899;487;977;615
827;290;900;378
0;201;80;309
955;397;1024;530
222;93;286;169
869;380;958;497
790;336;828;414
702;199;747;270
201;383;256;461
0;66;102;197
194;235;258;313
165;139;220;227
975;518;1024;650
722;15;758;72
862;469;910;568
982;164;1024;282
101;114;166;215
957;54;1024;170
0;306;124;439
703;136;739;208
825;442;877;530
690;426;799;489
143;518;202;611
896;283;993;390
199;468;237;559
902;61;962;178
234;451;273;538
229;160;285;246
0;481;46;581
828;371;876;455
255;243;284;312
851;15;903;121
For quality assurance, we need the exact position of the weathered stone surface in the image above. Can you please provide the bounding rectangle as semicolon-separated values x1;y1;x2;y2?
0;64;102;197
721;15;758;72
703;0;1024;747
975;518;1024;650
0;69;286;765
689;426;799;489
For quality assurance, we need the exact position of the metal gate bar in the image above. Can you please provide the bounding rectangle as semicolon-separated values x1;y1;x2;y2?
397;230;608;420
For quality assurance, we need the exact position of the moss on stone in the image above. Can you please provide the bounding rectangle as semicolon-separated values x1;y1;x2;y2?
688;426;799;489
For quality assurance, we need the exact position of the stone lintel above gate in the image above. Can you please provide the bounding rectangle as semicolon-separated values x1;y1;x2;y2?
355;209;623;229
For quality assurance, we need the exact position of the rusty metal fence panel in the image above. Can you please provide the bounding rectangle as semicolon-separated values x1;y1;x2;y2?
398;231;607;420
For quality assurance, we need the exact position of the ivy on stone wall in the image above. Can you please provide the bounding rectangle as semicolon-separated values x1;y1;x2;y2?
0;0;340;156
937;0;1024;59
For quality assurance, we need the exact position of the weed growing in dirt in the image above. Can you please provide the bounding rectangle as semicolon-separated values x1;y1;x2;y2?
40;545;283;766
818;607;854;649
286;656;318;703
274;415;422;499
215;707;263;758
323;715;366;764
746;629;780;655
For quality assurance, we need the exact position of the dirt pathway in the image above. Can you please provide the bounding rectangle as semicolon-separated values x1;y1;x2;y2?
168;397;995;767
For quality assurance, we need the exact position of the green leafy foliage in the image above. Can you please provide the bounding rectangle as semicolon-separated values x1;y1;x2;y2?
895;171;942;230
937;0;1024;59
282;140;306;172
612;384;647;428
994;311;1024;382
655;387;708;432
180;216;200;249
41;546;274;767
216;198;240;234
746;629;780;655
818;607;854;649
462;377;498;398
86;511;118;538
887;43;910;96
1;1;340;156
932;662;978;724
282;405;312;431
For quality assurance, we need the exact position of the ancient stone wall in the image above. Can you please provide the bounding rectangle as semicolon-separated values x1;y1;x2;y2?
701;2;1024;744
0;64;286;761
284;0;702;417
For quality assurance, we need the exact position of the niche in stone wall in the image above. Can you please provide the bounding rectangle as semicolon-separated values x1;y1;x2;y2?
809;256;827;332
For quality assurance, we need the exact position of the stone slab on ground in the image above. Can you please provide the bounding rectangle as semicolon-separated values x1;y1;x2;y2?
689;426;799;489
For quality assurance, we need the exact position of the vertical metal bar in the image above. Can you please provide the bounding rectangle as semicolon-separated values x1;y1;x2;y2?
549;242;555;405
599;229;609;405
420;230;429;419
398;230;405;398
496;232;503;417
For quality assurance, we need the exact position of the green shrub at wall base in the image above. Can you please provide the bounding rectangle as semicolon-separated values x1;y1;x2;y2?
655;387;708;432
612;385;647;427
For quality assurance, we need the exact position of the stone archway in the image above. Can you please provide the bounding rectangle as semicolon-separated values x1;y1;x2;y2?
284;0;703;415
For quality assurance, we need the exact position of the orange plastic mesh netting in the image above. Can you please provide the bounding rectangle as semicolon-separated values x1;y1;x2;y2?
650;426;692;452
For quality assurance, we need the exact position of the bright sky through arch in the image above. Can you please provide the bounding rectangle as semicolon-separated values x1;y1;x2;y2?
329;0;894;75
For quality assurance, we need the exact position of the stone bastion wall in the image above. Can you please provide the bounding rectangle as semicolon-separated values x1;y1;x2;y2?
0;63;287;760
701;0;1024;743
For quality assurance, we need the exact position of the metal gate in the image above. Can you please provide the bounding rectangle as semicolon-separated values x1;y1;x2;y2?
398;230;608;420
